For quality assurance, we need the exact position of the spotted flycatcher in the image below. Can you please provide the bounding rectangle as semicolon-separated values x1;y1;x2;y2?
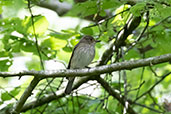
65;35;98;94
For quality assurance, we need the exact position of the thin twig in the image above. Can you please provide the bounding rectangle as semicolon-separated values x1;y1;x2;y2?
150;16;171;30
148;93;164;111
27;0;44;70
134;102;164;113
86;8;130;28
134;72;171;102
124;81;145;94
136;53;145;99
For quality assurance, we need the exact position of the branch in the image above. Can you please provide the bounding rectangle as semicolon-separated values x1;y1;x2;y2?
3;53;171;113
28;0;44;70
0;77;91;113
96;76;137;114
1;54;171;78
86;8;130;28
36;0;72;16
11;77;40;114
21;76;91;112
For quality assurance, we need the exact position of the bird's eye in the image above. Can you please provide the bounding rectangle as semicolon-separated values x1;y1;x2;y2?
90;38;93;41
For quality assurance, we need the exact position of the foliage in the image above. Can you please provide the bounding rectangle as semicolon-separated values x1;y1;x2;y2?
0;0;171;114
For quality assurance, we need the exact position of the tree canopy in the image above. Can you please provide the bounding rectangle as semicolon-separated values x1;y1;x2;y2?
0;0;171;114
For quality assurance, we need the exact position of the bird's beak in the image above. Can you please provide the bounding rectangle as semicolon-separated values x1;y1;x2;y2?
95;40;101;43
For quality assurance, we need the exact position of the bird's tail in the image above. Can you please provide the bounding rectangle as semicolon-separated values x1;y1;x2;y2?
65;77;75;94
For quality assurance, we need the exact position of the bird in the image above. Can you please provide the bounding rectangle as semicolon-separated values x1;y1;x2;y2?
65;35;99;94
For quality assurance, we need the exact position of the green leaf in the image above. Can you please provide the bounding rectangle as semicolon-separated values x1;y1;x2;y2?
111;81;124;89
29;16;49;35
130;3;146;16
59;0;64;2
0;101;3;105
0;51;10;57
155;3;171;18
80;27;93;35
41;37;67;50
66;1;97;17
62;46;72;52
125;49;140;60
23;16;49;35
99;10;106;17
0;87;21;102
1;92;12;101
20;41;37;53
49;32;72;40
10;87;20;97
57;49;71;62
102;0;121;10
0;17;22;34
0;7;2;14
70;38;79;47
144;29;171;56
0;59;12;71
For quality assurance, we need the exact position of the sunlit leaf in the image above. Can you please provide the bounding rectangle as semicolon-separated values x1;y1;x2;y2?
28;16;48;35
70;38;79;47
41;37;67;50
23;16;49;35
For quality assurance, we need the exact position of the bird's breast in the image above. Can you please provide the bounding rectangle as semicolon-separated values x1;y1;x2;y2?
70;44;95;69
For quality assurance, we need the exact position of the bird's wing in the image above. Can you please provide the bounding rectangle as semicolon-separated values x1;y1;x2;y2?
67;42;80;69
